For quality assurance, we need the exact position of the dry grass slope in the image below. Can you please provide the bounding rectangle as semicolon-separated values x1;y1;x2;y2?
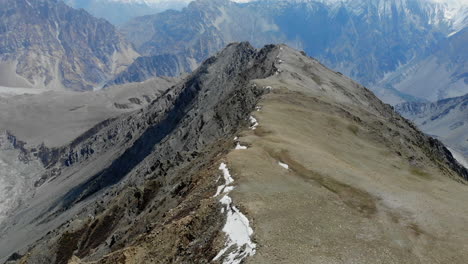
223;46;468;263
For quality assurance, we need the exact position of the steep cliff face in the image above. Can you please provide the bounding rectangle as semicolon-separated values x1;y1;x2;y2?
1;43;467;264
0;0;138;91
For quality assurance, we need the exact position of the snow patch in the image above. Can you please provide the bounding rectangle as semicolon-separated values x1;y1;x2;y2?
213;163;235;197
249;116;258;130
278;161;289;170
213;162;256;264
235;143;248;150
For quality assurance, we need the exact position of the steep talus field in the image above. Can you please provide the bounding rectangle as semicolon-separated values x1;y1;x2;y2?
1;43;467;264
0;0;138;91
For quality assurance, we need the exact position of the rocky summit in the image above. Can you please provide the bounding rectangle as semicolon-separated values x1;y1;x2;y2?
1;43;467;264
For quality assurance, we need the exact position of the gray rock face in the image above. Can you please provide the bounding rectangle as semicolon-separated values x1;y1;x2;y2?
0;131;42;230
121;0;463;98
396;93;468;159
0;0;138;91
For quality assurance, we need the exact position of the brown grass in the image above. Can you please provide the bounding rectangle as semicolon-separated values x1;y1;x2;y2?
410;167;433;180
347;124;359;135
270;149;377;218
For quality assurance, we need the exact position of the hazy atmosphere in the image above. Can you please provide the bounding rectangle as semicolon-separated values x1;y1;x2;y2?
0;0;467;263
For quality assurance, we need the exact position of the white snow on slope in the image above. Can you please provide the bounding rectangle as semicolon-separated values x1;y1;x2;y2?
278;161;289;169
214;162;235;197
213;163;256;264
235;142;247;150
249;116;258;130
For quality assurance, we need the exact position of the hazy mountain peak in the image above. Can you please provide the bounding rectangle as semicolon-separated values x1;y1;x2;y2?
0;0;139;91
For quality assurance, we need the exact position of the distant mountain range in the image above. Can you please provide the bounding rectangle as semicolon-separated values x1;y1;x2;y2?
63;0;191;25
1;0;465;100
0;0;138;91
397;93;468;159
1;1;468;263
119;0;467;103
376;27;468;103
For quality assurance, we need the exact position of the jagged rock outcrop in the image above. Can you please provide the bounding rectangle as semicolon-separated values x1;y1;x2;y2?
0;0;138;91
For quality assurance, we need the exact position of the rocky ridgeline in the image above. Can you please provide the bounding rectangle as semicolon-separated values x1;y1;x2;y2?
1;43;467;263
0;42;278;263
